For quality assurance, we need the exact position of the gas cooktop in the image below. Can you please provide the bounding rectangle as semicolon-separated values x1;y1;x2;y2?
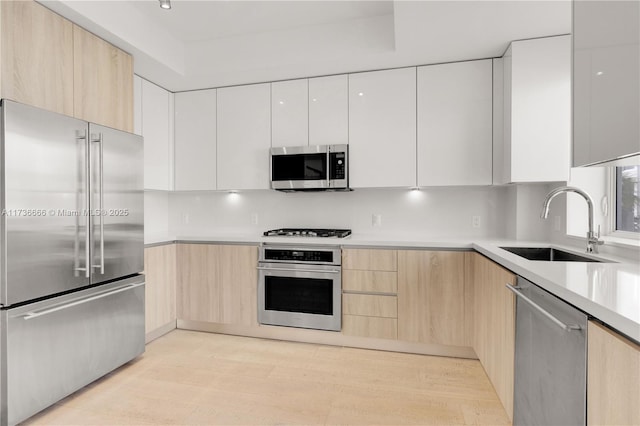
263;228;352;238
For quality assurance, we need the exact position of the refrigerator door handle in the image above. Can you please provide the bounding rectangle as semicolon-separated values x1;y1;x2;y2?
20;282;145;320
91;133;105;274
74;130;90;278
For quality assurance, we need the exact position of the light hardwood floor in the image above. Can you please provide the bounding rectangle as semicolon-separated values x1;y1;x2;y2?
24;330;510;425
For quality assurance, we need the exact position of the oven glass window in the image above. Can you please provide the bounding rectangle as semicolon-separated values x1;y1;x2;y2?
264;276;333;315
272;153;327;181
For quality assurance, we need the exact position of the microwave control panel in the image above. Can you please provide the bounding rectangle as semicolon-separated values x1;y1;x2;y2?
330;152;346;180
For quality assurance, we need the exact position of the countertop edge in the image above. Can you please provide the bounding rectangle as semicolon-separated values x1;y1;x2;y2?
472;243;640;344
143;235;639;343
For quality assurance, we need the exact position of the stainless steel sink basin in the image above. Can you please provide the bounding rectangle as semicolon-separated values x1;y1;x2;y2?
500;247;609;263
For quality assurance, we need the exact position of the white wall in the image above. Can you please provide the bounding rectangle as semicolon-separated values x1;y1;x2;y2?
166;186;509;240
144;191;170;241
504;183;558;241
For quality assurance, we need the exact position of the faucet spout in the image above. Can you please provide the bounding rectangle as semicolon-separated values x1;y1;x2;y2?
541;186;602;253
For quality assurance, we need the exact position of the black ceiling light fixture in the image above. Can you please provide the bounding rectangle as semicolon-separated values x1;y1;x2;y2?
159;0;171;10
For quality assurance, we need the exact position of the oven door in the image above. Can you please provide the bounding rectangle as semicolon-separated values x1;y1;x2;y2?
257;262;341;331
270;146;329;190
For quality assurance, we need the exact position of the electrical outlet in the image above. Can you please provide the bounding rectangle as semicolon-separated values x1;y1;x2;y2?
372;214;382;227
182;213;190;225
472;216;481;228
251;213;259;225
554;215;561;231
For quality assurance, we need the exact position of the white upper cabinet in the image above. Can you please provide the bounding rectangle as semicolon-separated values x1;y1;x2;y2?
573;1;640;166
271;79;308;148
141;78;173;191
498;35;571;183
217;83;271;190
309;74;349;146
174;89;217;191
417;60;492;186
349;68;417;188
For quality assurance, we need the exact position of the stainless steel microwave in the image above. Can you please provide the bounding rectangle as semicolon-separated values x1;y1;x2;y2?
270;144;348;190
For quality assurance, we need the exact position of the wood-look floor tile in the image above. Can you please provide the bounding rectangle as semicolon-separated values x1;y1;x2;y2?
22;330;509;425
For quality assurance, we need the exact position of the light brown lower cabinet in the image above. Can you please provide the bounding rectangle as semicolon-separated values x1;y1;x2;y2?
471;252;516;421
397;250;467;347
342;315;398;340
587;321;640;425
177;243;258;326
143;244;177;336
341;249;399;340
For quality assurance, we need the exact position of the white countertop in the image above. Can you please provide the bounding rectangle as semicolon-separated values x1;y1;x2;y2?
146;232;640;342
474;242;640;343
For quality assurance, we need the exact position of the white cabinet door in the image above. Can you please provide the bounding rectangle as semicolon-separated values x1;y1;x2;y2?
309;75;348;146
504;35;571;183
349;68;417;188
217;83;271;190
133;75;142;136
174;89;217;191
573;1;639;166
417;60;492;186
142;79;172;190
271;79;308;148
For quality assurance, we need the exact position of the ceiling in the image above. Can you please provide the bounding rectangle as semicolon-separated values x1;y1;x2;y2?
129;1;395;42
40;0;571;92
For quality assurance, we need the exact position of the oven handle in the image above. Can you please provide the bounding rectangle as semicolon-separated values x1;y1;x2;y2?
257;266;341;274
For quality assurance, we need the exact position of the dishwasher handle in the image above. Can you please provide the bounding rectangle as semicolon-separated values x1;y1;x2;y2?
506;284;582;332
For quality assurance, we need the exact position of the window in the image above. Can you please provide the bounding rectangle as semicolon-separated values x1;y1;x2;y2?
614;165;640;234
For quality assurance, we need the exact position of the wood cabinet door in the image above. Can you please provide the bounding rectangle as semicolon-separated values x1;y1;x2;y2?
0;0;74;116
587;321;640;425
472;252;516;421
144;244;177;335
177;244;258;326
73;24;133;132
397;250;466;346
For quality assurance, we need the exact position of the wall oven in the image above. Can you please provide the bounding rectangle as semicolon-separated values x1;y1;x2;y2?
270;144;348;190
258;245;341;331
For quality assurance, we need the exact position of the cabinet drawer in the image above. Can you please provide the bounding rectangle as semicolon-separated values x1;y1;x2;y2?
343;294;397;318
343;270;397;293
343;315;398;340
342;249;397;271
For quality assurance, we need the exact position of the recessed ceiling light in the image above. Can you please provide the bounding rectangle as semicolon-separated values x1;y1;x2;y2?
159;0;171;10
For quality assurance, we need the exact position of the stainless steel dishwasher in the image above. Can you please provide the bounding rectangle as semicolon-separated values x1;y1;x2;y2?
507;276;588;425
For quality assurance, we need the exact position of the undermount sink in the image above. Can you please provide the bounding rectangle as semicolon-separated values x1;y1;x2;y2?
500;247;609;263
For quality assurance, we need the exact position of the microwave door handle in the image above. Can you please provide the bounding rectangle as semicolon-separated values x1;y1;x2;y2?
326;149;331;188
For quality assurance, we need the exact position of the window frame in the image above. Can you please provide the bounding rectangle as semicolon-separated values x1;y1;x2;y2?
607;166;640;240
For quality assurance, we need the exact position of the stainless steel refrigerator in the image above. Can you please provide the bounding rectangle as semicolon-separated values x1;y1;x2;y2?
0;100;145;426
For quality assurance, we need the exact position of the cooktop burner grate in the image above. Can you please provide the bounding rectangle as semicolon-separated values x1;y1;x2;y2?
263;228;352;238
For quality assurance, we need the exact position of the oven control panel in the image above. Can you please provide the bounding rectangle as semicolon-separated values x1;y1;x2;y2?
260;245;341;265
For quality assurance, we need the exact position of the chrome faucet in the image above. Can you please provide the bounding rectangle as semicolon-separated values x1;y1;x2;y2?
541;186;603;253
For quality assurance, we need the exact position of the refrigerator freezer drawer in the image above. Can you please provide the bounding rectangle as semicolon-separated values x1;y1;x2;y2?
0;276;145;426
